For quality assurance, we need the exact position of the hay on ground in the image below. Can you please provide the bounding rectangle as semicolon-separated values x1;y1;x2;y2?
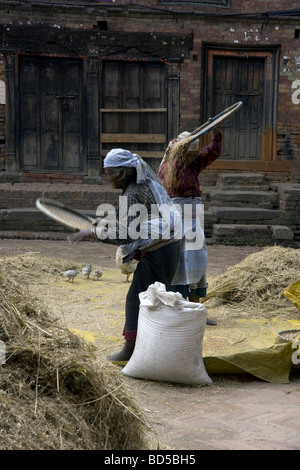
0;268;155;450
204;247;300;318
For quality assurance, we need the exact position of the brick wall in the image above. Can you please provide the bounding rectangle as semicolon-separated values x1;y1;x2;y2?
277;184;300;241
110;12;300;179
110;0;300;15
0;1;299;181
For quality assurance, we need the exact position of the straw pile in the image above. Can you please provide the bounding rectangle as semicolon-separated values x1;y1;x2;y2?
0;268;153;450
204;247;300;318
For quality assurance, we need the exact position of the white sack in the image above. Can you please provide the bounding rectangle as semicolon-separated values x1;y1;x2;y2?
122;282;212;386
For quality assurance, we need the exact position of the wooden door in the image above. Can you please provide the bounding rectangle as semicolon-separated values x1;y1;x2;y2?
211;56;264;160
100;61;167;158
19;57;85;172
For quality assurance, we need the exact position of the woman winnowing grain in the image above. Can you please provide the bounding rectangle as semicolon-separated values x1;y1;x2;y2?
158;129;222;325
68;148;181;363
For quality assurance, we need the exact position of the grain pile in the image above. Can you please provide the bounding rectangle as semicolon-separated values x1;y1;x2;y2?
204;247;300;318
0;266;154;450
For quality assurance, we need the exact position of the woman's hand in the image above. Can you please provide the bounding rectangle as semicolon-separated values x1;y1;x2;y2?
67;229;92;244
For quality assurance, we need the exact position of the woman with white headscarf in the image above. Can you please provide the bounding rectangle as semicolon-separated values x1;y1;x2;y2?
69;148;181;363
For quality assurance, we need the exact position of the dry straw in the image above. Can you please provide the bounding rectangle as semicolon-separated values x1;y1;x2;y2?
203;247;300;318
0;267;156;450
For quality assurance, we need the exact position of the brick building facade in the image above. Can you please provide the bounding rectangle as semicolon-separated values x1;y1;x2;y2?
0;1;299;243
0;0;299;184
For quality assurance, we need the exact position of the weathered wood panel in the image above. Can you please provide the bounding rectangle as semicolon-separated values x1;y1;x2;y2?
19;57;85;172
212;56;264;161
101;61;167;154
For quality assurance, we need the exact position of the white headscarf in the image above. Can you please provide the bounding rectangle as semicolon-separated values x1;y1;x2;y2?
104;148;173;209
103;149;181;253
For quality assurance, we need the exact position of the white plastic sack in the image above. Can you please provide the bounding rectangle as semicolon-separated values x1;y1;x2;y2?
122;282;212;386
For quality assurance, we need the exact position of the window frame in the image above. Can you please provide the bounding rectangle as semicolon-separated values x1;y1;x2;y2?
158;0;230;7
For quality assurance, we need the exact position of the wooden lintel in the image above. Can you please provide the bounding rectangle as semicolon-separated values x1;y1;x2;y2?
100;133;166;143
206;160;295;172
100;108;167;113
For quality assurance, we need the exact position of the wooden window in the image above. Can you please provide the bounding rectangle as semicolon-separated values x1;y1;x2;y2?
100;61;167;160
159;0;230;6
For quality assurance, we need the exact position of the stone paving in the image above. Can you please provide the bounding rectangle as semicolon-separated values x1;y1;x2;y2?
0;238;299;450
133;375;300;450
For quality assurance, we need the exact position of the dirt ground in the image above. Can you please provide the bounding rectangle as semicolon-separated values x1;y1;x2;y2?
1;238;300;450
0;239;263;354
0;238;262;275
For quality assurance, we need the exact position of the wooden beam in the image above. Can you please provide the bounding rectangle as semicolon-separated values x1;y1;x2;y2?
206;160;295;172
100;108;167;113
100;133;166;143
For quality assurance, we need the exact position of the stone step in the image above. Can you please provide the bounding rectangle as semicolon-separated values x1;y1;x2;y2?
0;207;297;247
0;230;68;241
0;207;96;233
214;184;271;192
0;182;121;210
212;224;294;245
208;189;279;209
210;206;282;224
217;172;266;188
0;207;217;238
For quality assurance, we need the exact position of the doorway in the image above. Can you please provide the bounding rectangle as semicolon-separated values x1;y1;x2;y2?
204;47;278;162
19;56;86;172
212;56;264;160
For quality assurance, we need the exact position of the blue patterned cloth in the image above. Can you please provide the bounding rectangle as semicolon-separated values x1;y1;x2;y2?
170;197;208;288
